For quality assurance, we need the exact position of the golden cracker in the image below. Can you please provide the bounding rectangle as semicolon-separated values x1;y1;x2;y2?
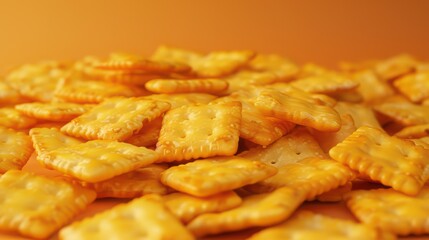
352;70;395;104
0;127;33;173
0;81;27;105
374;54;417;81
290;74;358;94
411;137;429;150
248;54;299;81
395;123;429;139
39;140;159;182
79;164;169;198
329;126;429;195
125;116;163;147
374;101;429;126
15;102;94;121
0;107;37;130
334;101;382;129
248;211;396;240
160;156;277;197
393;71;429;103
0;170;95;239
59;195;194;240
144;93;216;109
253;88;341;131
223;70;278;94
187;187;305;237
245;157;355;199
315;182;353;202
345;187;429;236
156;101;241;162
61;98;170;140
239;127;327;167
145;78;228;94
163;191;242;223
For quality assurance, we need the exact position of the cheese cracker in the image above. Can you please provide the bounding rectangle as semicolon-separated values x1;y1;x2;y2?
290;74;358;94
0;81;27;105
187;187;305;237
329;126;429;195
0;170;95;239
144;93;216;109
61;97;170;140
248;211;396;240
345;187;429;236
393;71;429;103
160;156;277;197
125;116;163;147
156;101;241;162
0;127;33;173
0;107;37;130
374;100;429;126
248;54;299;81
374;54;417;81
395;123;429;139
39;140;159;182
15;102;94;121
59;195;194;240
145;78;228;94
352;70;395;104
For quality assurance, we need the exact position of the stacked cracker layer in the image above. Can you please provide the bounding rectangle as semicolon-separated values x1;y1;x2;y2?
0;48;428;239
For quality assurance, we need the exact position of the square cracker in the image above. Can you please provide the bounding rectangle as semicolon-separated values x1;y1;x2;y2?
245;157;355;199
345;187;429;236
374;99;429;126
156;101;241;162
352;70;395;104
393;71;429;103
248;211;396;240
289;73;358;94
61;97;170;141
0;170;96;239
395;123;429;139
0;107;37;130
329;126;429;195
253;87;341;132
144;93;216;109
59;195;194;240
15;102;94;121
160;156;277;197
0;127;33;173
187;187;305;237
145;78;228;94
248;54;299;81
39;140;159;182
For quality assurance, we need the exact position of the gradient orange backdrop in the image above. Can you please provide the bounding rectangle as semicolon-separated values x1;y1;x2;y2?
1;0;429;73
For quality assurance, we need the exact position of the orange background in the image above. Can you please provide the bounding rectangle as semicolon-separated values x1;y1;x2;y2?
1;0;429;73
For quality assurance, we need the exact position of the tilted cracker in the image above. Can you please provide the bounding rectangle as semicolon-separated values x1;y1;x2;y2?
0;107;37;130
59;195;194;240
253;87;341;131
239;127;327;168
29;127;82;160
339;59;379;72
160;156;277;197
0;127;33;173
334;101;382;129
15;102;94;121
327;89;363;103
315;181;353;202
248;211;396;240
395;123;429;139
54;78;147;104
145;78;228;94
345;187;429;236
0;81;27;105
39;140;159;182
374;54;417;81
290;73;358;94
374;101;429;126
223;70;279;94
78;164;169;198
125;116;163;147
329;126;429;195
0;170;95;239
248;54;299;81
163;191;242;223
151;45;201;66
85;67;165;85
156;101;241;162
187;186;305;237
61;98;170;140
245;157;355;199
144;93;216;109
352;70;395;104
411;137;429;150
393;71;429;103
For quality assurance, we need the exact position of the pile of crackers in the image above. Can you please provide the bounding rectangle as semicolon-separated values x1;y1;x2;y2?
0;47;429;239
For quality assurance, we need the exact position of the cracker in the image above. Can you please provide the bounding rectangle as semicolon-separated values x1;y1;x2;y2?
329;126;429;195
393;71;429;103
248;211;396;240
0;127;33;173
0;107;37;130
54;78;146;103
29;127;82;160
248;54;299;81
145;78;228;94
144;93;216;109
334;101;382;129
0;170;95;239
345;187;429;236
78;164;169;198
352;70;395;104
125;116;163;147
163;191;242;223
315;181;353;202
239;127;327;168
290;74;358;94
411;136;429;150
0;81;27;105
160;156;277;197
59;195;194;240
156;101;241;162
187;187;305;237
374;54;417;81
61;97;170;141
374;101;429;126
224;70;278;94
39;140;159;182
245;157;355;199
253;87;341;131
15;102;94;121
395;123;429;139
